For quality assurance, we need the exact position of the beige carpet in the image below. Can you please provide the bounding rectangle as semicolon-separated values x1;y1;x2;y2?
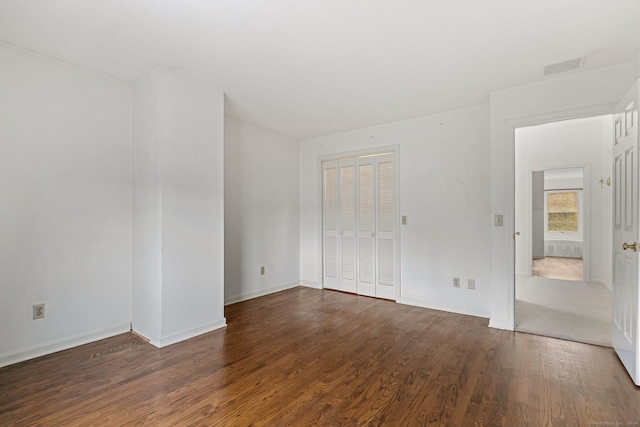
532;256;583;281
516;274;612;347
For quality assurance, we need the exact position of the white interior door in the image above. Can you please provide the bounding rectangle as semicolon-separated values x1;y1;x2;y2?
375;154;396;300
339;159;357;293
612;81;640;386
322;161;339;290
322;152;398;300
356;157;376;297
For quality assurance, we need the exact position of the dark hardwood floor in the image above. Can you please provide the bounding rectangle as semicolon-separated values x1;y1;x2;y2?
1;287;639;426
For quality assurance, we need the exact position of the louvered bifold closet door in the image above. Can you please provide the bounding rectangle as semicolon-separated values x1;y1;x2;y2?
322;160;339;290
375;154;396;300
339;159;357;293
356;157;376;297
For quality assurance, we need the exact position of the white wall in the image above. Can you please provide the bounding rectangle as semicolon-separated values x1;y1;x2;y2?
514;116;612;287
224;116;300;304
490;62;636;330
300;104;492;318
635;50;640;80
132;68;226;348
0;43;132;366
131;69;163;343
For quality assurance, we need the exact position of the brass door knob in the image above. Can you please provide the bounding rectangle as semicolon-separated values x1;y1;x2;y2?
515;231;521;236
623;242;637;252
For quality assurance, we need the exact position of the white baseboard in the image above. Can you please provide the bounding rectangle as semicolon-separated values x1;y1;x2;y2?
398;297;491;319
148;318;227;348
299;280;322;289
488;319;510;330
0;322;131;368
224;281;300;305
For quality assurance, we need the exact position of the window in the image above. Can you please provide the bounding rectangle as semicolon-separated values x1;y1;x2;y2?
547;191;578;232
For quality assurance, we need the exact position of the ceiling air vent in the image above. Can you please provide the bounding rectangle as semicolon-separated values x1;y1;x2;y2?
543;56;585;76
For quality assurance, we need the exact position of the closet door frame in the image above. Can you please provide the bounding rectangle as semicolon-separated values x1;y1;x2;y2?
317;146;401;301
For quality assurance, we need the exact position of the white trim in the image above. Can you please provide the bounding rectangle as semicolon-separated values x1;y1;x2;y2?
149;319;227;348
508;104;617;129
0;323;131;368
488;319;509;330
317;146;401;163
398;297;491;320
300;280;322;289
316;156;324;289
394;147;402;302
224;282;301;305
583;165;592;281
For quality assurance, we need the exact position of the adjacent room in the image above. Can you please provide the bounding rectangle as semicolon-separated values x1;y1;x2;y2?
1;1;640;424
514;116;614;347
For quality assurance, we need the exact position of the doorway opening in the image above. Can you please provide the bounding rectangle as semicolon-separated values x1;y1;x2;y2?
531;168;585;281
514;114;613;347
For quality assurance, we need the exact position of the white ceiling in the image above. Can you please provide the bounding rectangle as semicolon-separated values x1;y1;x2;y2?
1;0;640;139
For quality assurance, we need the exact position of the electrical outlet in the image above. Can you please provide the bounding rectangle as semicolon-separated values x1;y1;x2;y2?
402;215;408;225
33;303;45;320
260;266;265;275
468;279;476;290
453;277;460;288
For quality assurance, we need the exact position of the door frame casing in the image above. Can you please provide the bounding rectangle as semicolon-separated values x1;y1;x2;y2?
505;104;616;330
316;145;401;301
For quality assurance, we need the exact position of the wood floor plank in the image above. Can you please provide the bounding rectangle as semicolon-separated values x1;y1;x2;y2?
1;287;639;426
